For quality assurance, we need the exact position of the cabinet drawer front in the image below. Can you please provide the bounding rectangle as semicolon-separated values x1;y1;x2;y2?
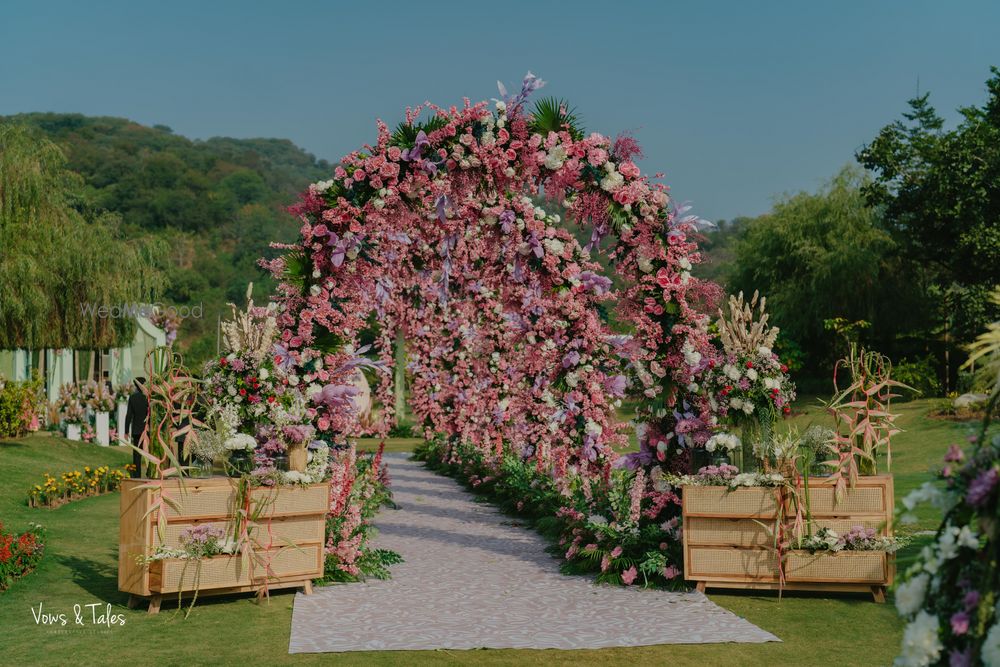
154;516;324;550
804;486;886;515
685;517;777;547
163;485;236;519
688;547;779;579
684;487;779;518
251;485;328;516
785;551;888;583
155;555;250;593
250;516;325;546
252;544;323;580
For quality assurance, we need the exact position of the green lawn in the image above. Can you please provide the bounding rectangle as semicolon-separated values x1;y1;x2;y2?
0;401;981;666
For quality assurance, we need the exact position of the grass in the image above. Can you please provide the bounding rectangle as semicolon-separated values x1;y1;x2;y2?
0;400;983;666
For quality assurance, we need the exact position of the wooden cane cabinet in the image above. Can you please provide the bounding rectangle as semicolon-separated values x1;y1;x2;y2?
682;475;894;601
119;477;329;613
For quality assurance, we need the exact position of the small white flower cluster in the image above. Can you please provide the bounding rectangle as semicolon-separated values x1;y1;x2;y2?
705;432;741;453
599;160;624;192
729;472;785;487
223;433;257;452
899;481;953;524
895;611;943;667
728;396;756;415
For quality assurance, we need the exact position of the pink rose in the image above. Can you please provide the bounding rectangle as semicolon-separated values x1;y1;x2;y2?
619;160;641;179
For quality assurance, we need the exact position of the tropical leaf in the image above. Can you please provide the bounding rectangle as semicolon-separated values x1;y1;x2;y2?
528;97;584;140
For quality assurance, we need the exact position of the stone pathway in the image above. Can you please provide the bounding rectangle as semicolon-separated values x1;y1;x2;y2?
289;453;779;653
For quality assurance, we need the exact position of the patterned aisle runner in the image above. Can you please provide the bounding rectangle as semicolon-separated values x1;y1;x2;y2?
289;453;779;653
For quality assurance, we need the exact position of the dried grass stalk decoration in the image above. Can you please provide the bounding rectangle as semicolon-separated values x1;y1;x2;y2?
220;283;277;364
717;290;780;357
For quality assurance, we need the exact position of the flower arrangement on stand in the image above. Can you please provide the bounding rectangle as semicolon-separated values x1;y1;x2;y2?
703;291;796;471
893;295;1000;667
84;380;116;446
195;288;400;585
54;383;87;440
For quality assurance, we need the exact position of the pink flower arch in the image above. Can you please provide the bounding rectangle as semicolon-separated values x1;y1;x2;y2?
264;74;722;481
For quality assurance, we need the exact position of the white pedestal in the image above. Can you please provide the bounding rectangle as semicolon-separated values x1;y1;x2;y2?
66;424;81;441
95;411;110;446
116;402;128;445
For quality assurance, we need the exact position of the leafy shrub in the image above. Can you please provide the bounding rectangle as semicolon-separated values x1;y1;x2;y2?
892;355;942;399
0;522;45;591
0;375;43;438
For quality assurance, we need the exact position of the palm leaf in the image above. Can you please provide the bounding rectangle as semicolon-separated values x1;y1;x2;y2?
529;97;584;140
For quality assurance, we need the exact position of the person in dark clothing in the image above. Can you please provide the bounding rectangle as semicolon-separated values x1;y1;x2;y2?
124;377;149;478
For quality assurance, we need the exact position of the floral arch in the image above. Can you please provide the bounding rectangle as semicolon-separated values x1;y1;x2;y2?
265;73;722;484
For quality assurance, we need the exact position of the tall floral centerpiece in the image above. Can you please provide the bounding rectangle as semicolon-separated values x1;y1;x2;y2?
55;383;86;441
703;291;795;471
85;380;116;446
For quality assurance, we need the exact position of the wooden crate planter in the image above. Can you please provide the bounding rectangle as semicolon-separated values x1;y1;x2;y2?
119;477;330;613
682;475;894;602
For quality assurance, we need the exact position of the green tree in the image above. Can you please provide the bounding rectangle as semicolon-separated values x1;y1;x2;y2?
730;167;923;375
857;67;1000;344
0;123;165;349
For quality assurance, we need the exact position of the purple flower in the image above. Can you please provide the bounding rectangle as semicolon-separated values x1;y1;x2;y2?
950;611;970;636
967;467;998;507
578;270;613;296
400;130;429;162
944;444;965;463
948;649;973;667
562;350;580;368
314;383;359;408
963;590;980;611
499;209;516;233
272;343;294;372
605;375;627;397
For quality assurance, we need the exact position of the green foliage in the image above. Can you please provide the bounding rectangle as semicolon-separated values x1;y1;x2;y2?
857;67;1000;343
389;115;449;147
892;355;942;399
2;113;330;366
0;375;42;439
528;97;584;140
730;166;923;376
0;123;165;349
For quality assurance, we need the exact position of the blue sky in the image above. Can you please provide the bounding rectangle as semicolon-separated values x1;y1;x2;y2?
2;0;998;222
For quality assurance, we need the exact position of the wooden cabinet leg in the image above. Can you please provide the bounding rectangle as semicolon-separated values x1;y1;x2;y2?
127;594;141;610
302;580;314;595
696;581;707;593
871;586;886;603
147;594;162;614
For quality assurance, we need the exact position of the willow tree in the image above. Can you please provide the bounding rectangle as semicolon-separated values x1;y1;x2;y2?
0;123;165;350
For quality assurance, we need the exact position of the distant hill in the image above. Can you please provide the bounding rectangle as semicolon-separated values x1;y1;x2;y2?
3;113;331;366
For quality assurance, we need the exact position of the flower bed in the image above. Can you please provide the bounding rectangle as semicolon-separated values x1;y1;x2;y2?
26;464;135;508
415;437;686;588
0;522;45;591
